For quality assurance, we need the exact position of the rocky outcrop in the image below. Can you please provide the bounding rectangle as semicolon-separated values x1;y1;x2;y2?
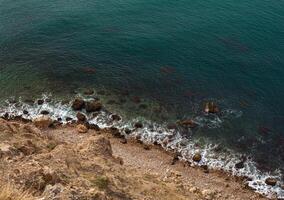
85;100;102;112
76;112;87;122
33;116;53;129
72;98;85;110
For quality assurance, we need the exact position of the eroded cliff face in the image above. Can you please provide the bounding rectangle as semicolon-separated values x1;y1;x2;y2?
0;118;265;200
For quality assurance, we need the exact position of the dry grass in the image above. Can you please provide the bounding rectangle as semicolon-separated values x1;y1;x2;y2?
0;182;34;200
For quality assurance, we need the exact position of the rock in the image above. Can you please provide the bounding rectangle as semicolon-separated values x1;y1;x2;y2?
192;153;202;162
83;89;94;95
171;154;179;165
111;114;121;121
66;117;73;122
76;124;88;133
139;104;147;109
23;110;29;115
204;102;219;114
40;110;50;115
235;161;244;169
124;128;132;135
37;99;44;105
265;177;277;186
76;112;87;122
86;123;100;131
178;119;197;128
201;165;209;173
143;145;151;150
167;123;177;130
33;116;53;129
72;98;85;110
110;127;123;138
85;100;102;112
134;122;143;129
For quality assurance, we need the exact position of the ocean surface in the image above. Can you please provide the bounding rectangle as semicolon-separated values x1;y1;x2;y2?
0;0;284;198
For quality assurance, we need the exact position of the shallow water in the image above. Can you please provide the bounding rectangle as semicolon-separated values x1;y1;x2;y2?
0;0;284;198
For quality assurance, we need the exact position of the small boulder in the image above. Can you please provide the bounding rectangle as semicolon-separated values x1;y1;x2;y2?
178;119;197;128
33;116;53;129
111;114;121;121
37;99;44;105
40;110;50;115
83;89;94;95
265;177;277;186
76;112;87;122
23;110;29;115
87;123;100;131
204;102;219;114
134;122;143;129
85;100;102;112
235;161;244;169
72;98;85;110
65;117;73;122
124;128;132;135
76;124;88;133
192;153;202;162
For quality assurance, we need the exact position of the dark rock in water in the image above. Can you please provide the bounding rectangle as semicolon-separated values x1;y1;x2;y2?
106;100;116;105
235;161;245;169
111;114;121;121
87;123;100;131
83;89;94;95
65;117;73;122
204;102;219;114
132;96;141;104
37;99;44;105
40;110;50;115
124;128;132;135
76;112;87;122
71;98;85;110
57;117;62;122
167;123;177;130
192;153;202;162
23;110;29;115
24;99;34;105
97;90;106;95
45;98;51;103
134;122;143;129
139;104;147;109
265;178;277;186
178;119;197;128
3;112;9;119
85;100;102;112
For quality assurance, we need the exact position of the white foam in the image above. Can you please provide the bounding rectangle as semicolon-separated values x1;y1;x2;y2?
0;95;283;199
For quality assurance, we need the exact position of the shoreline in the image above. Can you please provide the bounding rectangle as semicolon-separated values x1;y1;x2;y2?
0;118;268;200
0;94;283;199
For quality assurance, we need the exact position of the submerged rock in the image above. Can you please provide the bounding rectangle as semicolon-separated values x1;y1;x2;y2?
124;128;132;135
192;153;202;162
85;100;102;112
178;119;197;128
265;177;277;186
33;116;53;129
83;89;94;95
76;124;88;133
235;161;245;169
23;110;29;115
72;98;85;110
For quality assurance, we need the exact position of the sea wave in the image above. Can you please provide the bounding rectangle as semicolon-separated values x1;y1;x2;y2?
0;94;283;199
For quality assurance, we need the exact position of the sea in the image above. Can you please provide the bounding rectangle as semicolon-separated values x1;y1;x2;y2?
0;0;283;198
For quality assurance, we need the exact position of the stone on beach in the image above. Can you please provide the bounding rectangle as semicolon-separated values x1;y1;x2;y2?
72;98;85;110
76;124;88;133
33;116;53;129
265;177;277;186
76;112;87;122
192;153;202;162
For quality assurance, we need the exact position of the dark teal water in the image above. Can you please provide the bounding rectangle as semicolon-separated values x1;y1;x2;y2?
1;0;284;189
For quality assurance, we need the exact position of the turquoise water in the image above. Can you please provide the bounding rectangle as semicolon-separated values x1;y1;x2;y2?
1;0;284;194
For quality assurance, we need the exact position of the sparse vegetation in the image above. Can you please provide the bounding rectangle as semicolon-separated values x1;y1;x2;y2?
0;182;34;200
92;176;109;190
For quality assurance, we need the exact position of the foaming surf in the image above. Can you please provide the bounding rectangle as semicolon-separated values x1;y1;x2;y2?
0;93;283;199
